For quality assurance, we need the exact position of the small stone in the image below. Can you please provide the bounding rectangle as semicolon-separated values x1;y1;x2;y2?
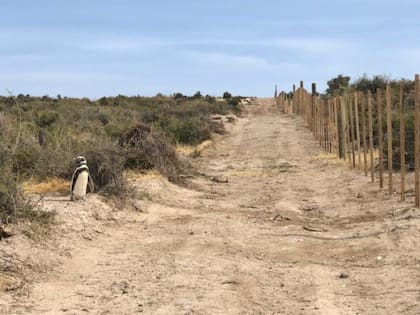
211;176;228;183
221;279;240;285
339;272;349;279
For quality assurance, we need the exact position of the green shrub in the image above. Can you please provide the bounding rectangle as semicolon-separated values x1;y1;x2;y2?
382;111;415;170
177;118;211;144
157;116;212;145
36;111;59;128
104;123;126;138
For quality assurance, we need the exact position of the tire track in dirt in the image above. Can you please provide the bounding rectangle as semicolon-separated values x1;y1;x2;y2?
6;98;420;314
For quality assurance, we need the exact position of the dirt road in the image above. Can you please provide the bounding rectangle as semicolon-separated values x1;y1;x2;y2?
4;99;420;314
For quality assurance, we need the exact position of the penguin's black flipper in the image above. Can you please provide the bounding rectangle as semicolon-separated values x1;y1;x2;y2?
87;174;95;193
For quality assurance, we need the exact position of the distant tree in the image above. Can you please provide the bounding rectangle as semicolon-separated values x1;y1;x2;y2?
192;91;202;99
98;97;110;106
351;74;389;93
173;93;185;100
205;94;216;103
223;91;232;99
326;74;351;96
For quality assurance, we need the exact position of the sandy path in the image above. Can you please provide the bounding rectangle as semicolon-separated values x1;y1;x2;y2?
6;99;420;314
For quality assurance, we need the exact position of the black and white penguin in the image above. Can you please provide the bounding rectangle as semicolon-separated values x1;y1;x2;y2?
70;156;94;201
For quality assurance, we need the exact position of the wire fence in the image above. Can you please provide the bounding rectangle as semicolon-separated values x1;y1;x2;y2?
276;75;420;207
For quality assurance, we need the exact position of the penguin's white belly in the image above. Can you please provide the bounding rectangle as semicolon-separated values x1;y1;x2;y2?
73;172;89;198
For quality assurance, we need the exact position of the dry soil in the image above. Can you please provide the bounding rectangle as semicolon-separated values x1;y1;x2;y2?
1;98;420;314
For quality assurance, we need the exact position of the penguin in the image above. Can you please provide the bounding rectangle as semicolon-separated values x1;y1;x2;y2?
70;156;94;201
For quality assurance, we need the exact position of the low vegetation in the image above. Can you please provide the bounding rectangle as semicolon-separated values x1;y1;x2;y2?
0;92;241;222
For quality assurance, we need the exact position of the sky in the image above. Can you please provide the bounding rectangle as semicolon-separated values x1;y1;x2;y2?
1;0;420;98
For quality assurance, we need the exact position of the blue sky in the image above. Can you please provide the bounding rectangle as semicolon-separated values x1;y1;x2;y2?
1;0;420;98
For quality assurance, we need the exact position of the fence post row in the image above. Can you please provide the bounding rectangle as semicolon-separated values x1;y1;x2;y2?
386;83;393;195
415;75;420;207
400;81;405;202
377;89;384;188
275;74;420;207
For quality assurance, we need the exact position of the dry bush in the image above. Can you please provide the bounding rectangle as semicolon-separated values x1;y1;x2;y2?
0;153;21;222
0;110;56;225
0;115;23;222
82;139;128;198
119;124;185;181
33;127;85;180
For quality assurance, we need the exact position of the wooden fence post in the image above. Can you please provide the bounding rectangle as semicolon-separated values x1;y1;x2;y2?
368;91;375;182
386;83;393;195
345;96;352;166
328;99;333;153
400;81;405;202
349;93;356;169
284;94;288;113
340;97;348;160
323;99;327;151
299;81;304;115
311;83;316;133
361;92;368;175
415;74;420;207
316;90;319;135
307;90;310;120
354;92;361;169
318;99;325;148
334;98;340;158
377;89;384;188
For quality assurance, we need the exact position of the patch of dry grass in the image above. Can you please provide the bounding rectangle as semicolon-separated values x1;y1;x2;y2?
176;145;196;156
228;169;277;178
0;274;14;292
21;178;70;194
313;153;346;165
124;170;163;181
195;140;213;155
176;140;214;157
314;149;380;171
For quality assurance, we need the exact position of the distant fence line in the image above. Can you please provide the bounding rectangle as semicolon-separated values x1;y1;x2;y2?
275;75;420;207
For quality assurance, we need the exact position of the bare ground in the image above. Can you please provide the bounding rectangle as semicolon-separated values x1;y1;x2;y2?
1;98;420;314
